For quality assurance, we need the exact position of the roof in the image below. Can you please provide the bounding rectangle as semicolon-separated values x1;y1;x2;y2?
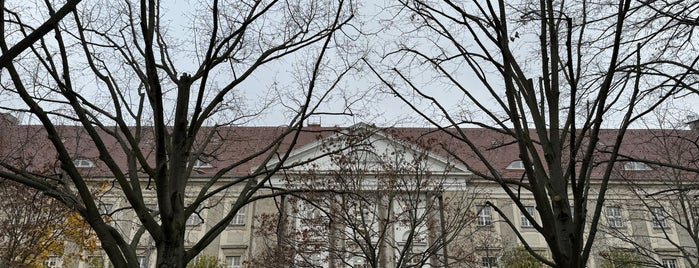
1;119;697;182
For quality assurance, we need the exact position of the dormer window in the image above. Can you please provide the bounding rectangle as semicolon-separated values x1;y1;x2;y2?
192;159;212;168
73;158;95;168
623;161;651;171
506;160;525;170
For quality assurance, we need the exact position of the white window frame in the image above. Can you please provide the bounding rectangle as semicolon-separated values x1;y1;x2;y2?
226;256;241;268
650;207;668;229
662;259;678;268
521;206;536;228
45;256;61;268
192;159;212;168
606;206;624;228
186;206;203;226
73;158;95;168
231;206;246;226
477;205;493;226
137;256;148;268
623;161;651;171
506;160;525;170
481;256;497;268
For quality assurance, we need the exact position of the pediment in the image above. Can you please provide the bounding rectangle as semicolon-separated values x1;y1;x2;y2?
261;123;471;175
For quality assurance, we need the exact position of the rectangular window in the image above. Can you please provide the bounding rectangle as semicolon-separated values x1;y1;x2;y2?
137;256;148;268
231;206;246;226
45;256;61;268
606;207;624;228
477;205;492;226
186;207;204;226
226;256;241;268
650;207;668;228
521;206;536;227
662;259;677;268
481;256;497;268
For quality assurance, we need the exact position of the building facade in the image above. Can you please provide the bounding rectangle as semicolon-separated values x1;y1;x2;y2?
1;118;698;267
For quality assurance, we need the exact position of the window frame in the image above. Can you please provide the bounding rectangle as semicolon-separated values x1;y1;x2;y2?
662;259;678;268
226;256;241;268
481;256;497;268
623;161;651;171
521;206;536;228
45;256;61;268
192;158;212;168
605;206;624;228
477;205;493;226
230;205;246;226
136;256;148;268
650;207;668;229
73;158;95;168
506;160;525;170
186;207;204;226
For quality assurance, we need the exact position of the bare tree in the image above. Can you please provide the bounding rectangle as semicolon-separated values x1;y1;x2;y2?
0;0;83;69
0;0;356;267
250;126;482;267
601;118;699;268
363;0;693;267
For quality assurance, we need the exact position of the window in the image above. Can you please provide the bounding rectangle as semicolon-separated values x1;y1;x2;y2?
136;256;148;268
45;256;61;268
650;207;668;228
192;159;212;168
606;207;624;228
225;256;241;268
186;206;203;226
477;205;493;226
662;259;678;268
481;256;497;268
623;161;651;171
506;160;525;170
231;206;246;226
73;158;95;168
521;206;536;227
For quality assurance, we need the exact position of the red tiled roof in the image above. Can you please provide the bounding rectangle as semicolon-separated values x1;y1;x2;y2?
1;120;697;182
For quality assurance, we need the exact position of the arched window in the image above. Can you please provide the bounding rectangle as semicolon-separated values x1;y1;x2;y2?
623;161;651;171
193;159;212;168
73;158;95;168
506;160;525;170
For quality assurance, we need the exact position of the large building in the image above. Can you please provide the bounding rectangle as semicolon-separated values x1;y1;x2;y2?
1;115;698;268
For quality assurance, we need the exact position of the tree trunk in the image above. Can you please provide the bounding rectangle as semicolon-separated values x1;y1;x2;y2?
155;235;186;268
